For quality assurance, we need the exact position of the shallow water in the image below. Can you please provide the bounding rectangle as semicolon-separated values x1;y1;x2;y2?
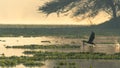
0;36;81;56
41;59;120;68
0;36;120;68
0;36;120;56
12;59;120;68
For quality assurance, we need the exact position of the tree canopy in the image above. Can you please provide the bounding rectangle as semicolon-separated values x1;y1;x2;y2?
39;0;120;18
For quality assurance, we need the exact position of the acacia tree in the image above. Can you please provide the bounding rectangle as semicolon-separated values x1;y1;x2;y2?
39;0;120;19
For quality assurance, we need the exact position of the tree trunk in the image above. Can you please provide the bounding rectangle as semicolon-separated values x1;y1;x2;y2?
111;4;117;18
110;0;117;18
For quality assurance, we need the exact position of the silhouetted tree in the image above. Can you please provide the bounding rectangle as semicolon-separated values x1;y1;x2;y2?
39;0;120;18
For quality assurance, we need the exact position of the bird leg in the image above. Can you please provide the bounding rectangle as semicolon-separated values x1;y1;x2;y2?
82;40;87;52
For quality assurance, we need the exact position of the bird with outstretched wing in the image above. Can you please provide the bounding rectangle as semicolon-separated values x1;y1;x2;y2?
88;32;95;44
83;32;95;46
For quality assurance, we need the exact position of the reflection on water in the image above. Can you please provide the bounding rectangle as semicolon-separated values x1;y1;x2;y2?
44;59;120;68
0;36;120;68
14;59;120;68
0;36;81;56
81;44;119;54
0;36;120;55
0;42;25;56
14;64;41;68
0;36;81;45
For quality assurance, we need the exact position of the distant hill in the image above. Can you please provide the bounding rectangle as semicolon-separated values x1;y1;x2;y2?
0;24;84;28
96;16;120;29
87;17;120;36
0;17;120;37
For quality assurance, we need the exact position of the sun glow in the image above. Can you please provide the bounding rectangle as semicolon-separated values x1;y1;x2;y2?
0;0;111;25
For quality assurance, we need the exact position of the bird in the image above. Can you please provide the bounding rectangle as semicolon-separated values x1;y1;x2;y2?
82;32;96;47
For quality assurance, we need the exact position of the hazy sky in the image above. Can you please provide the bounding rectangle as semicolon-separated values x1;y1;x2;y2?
0;0;110;25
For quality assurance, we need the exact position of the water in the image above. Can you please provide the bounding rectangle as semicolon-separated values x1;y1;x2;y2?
13;59;120;68
0;36;82;56
0;36;120;68
0;36;119;56
40;59;120;68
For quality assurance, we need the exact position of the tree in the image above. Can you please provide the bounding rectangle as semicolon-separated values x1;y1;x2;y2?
39;0;120;19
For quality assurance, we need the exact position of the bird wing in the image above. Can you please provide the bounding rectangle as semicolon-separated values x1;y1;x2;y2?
88;32;95;42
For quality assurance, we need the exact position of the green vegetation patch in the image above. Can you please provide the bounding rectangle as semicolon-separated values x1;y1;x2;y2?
0;59;18;67
23;61;44;67
1;51;120;67
23;51;120;59
0;56;44;67
6;44;80;49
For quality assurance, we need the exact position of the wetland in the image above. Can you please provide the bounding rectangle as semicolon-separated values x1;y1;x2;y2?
0;24;120;68
0;36;120;68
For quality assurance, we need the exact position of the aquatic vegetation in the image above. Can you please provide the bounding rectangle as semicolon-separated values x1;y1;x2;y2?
0;59;18;67
1;51;120;67
90;65;93;68
0;56;20;67
0;56;44;67
6;44;80;49
57;62;76;66
55;61;76;68
23;61;44;67
58;62;67;66
22;51;120;59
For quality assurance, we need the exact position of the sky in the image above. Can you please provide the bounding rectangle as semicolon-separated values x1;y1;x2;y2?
0;0;111;25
